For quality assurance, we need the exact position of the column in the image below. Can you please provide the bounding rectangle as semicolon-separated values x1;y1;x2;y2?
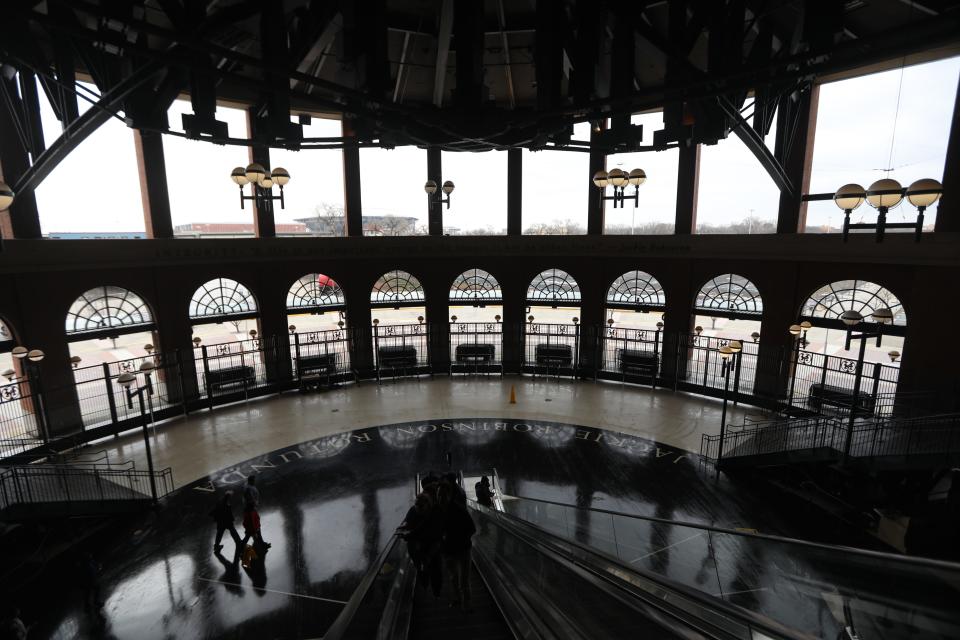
586;125;606;235
674;144;700;234
507;148;522;235
342;119;364;237
427;147;443;236
936;79;960;232
134;130;174;238
775;85;819;234
247;108;275;238
0;75;42;239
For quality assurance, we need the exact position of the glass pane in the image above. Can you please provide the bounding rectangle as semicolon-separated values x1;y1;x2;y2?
696;101;779;234
164;99;252;235
605;112;677;234
35;81;146;237
440;150;507;235
805;56;960;232
521;130;589;234
360;147;426;235
271;116;345;236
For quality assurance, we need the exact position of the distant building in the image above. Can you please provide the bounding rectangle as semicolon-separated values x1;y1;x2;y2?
173;222;308;237
46;231;148;239
295;215;420;236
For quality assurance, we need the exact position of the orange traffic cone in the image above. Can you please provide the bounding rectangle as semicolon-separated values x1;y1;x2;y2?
509;385;517;404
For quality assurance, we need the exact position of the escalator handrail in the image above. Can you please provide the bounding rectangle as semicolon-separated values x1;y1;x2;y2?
472;500;810;640
326;473;421;640
323;534;402;640
502;493;960;571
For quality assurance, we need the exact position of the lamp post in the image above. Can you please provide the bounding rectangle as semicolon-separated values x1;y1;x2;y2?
592;168;645;209
229;163;291;211
839;307;893;463
714;345;734;479
727;340;743;406
834;178;941;242
424;179;455;209
117;370;159;503
11;346;49;441
786;321;812;411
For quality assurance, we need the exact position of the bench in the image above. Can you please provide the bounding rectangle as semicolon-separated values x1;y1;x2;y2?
297;353;338;377
617;348;658;374
807;383;876;415
455;344;496;363
535;344;573;367
205;365;255;391
378;345;418;369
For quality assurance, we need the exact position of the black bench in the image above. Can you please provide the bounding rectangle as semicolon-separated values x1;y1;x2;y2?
455;344;496;363
205;365;255;391
297;353;338;377
807;383;876;415
617;348;658;374
378;345;418;369
535;344;573;367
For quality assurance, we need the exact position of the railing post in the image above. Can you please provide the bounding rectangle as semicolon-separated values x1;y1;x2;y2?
175;349;188;417
702;342;710;388
574;323;581;377
201;345;213;410
103;362;119;430
294;332;302;380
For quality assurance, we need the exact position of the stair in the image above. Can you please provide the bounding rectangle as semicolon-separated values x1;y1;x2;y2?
407;559;513;640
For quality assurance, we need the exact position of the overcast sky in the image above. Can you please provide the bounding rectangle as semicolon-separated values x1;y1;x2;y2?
31;56;959;235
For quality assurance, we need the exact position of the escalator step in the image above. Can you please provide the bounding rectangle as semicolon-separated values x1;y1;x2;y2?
408;563;513;640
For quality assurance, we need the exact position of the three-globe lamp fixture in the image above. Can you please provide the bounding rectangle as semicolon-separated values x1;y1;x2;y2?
593;168;646;208
230;163;291;210
833;178;941;242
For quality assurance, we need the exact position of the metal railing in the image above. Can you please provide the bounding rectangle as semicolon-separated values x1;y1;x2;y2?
0;464;174;511
701;411;960;468
0;380;42;442
523;322;580;376
372;323;431;381
448;321;504;374
785;349;900;416
290;327;356;385
597;326;662;385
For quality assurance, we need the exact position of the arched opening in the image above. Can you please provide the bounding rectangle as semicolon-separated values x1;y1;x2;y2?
689;274;764;393
370;270;428;376
449;269;503;372
189;278;261;397
602;271;665;381
524;269;581;374
791;280;906;408
286;274;351;380
65;286;163;428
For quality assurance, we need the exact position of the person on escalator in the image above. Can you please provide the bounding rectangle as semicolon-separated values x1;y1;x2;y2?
441;473;467;506
398;492;443;597
475;476;494;508
438;483;476;613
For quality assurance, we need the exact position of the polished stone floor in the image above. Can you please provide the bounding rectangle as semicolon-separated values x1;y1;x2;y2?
23;411;959;639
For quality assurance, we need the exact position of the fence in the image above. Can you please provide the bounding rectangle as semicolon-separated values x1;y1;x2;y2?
674;334;766;396
72;352;186;431
449;322;504;374
700;415;844;463
786;350;900;416
372;323;431;380
523;322;580;376
598;326;662;384
291;328;355;384
196;336;283;404
0;379;42;442
0;464;174;511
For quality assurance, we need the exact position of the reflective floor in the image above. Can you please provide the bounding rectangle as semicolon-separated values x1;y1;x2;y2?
29;414;805;640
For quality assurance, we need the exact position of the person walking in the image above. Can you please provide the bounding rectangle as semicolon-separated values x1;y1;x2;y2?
210;490;242;554
475;476;494;508
238;502;270;563
243;475;260;509
438;484;476;612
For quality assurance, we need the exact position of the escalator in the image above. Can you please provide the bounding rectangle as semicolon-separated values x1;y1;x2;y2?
324;472;813;640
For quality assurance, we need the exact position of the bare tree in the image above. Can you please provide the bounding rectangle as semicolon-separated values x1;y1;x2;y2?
376;216;414;236
309;203;345;236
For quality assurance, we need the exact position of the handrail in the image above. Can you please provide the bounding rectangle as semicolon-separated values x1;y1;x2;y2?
502;493;960;571
322;534;401;640
470;500;807;640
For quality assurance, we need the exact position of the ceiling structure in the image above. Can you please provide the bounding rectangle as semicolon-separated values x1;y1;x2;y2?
1;0;959;196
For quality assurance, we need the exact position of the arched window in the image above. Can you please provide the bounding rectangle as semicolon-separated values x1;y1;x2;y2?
695;274;762;318
450;269;502;303
801;280;906;332
65;286;155;337
371;270;424;307
0;317;15;351
189;278;258;321
287;273;345;312
527;269;580;306
606;271;665;310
